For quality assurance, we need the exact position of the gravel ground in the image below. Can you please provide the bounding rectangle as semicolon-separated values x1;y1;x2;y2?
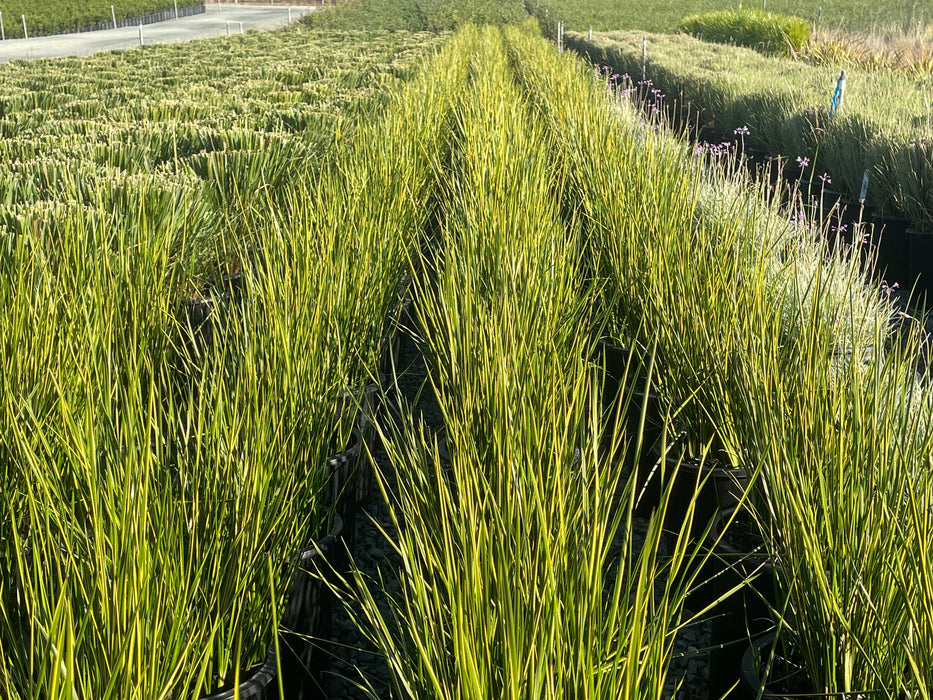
0;4;314;62
322;336;713;700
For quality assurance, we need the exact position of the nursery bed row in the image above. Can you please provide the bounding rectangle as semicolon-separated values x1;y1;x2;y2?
568;30;933;232
3;17;933;700
301;21;933;700
0;26;442;281
0;24;445;700
528;0;930;35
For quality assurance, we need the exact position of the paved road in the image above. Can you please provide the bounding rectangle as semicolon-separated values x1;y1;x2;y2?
0;4;315;63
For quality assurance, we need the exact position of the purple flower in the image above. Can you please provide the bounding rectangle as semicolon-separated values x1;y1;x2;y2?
796;156;810;169
733;125;750;136
819;172;832;184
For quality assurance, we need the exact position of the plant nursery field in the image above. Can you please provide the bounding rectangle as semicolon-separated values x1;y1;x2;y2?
569;29;933;229
0;0;202;38
0;25;443;698
2;2;933;700
530;0;930;34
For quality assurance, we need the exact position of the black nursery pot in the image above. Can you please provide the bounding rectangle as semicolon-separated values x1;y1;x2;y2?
332;379;381;456
808;189;863;250
593;341;664;477
867;211;911;285
907;226;933;299
200;649;279;700
382;296;414;378
740;633;814;700
329;378;382;521
700;508;781;700
199;516;346;700
327;437;367;550
277;514;347;700
654;452;750;542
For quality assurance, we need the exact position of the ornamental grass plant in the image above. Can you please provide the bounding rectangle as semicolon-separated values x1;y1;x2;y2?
515;20;933;697
678;8;812;56
0;26;448;699
328;24;737;700
734;313;933;698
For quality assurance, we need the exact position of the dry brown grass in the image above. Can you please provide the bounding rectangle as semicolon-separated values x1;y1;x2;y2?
802;23;933;76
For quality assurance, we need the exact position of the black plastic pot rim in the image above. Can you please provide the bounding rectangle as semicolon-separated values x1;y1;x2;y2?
337;376;384;402
289;513;344;569
199;647;278;700
741;633;788;700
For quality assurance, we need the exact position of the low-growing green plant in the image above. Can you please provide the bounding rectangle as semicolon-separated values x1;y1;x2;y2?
679;8;812;56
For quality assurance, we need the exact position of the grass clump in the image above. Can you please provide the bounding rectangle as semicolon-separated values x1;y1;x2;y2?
678;8;812;56
331;23;733;700
0;25;444;700
802;24;933;75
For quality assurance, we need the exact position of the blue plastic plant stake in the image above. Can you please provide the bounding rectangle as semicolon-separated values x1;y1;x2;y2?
829;70;846;116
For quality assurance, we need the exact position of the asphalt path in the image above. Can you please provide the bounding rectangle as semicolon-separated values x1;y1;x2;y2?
0;4;315;63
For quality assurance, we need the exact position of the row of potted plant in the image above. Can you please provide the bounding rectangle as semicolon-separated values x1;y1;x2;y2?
0;25;452;700
325;24;738;699
532;25;933;700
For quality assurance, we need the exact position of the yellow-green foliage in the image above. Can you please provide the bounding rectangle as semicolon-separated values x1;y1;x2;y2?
802;27;933;76
679;8;812;56
0;27;445;700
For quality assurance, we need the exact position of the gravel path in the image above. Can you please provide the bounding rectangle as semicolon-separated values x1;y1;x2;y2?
0;4;314;62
